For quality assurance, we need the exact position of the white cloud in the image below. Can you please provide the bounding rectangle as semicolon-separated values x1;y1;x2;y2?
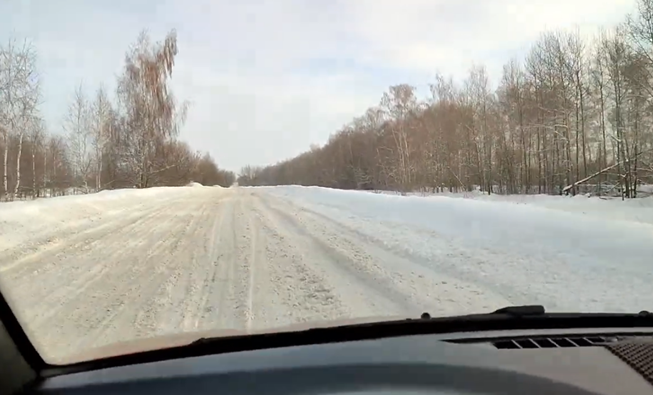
0;0;637;170
342;0;635;76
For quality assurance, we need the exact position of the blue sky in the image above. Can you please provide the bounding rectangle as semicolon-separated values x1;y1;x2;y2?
1;0;636;171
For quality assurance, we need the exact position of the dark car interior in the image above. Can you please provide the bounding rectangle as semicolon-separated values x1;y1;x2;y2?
3;289;653;395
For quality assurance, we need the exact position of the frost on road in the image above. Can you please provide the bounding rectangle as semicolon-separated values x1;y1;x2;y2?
1;186;652;362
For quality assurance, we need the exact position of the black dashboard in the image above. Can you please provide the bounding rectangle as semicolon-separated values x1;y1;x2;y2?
28;327;653;395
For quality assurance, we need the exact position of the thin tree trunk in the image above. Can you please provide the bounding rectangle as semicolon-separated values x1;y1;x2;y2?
43;150;47;197
519;100;527;193
599;82;607;192
32;148;36;198
52;152;57;197
13;132;24;197
575;92;580;183
2;135;8;200
580;86;587;178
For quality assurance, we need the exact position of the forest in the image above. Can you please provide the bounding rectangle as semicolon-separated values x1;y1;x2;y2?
239;0;653;198
0;30;235;201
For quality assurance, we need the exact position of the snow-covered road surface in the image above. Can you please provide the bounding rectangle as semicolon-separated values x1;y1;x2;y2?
1;186;652;363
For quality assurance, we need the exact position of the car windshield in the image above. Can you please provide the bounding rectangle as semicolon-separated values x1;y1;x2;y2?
1;0;653;365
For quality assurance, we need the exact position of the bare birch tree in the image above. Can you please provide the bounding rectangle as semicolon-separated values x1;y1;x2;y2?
0;38;40;200
117;29;186;188
29;119;45;197
64;84;93;192
90;86;111;190
380;84;418;190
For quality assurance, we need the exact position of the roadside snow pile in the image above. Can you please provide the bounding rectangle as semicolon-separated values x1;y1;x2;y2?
264;185;653;313
479;193;653;226
0;187;197;252
186;181;204;187
373;189;653;226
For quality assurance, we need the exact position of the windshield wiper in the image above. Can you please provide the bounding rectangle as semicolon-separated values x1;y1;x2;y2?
189;307;547;346
190;305;653;347
419;304;546;320
491;304;546;316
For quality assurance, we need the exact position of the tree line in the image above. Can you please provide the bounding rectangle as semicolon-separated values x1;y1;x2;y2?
1;30;234;201
240;0;653;198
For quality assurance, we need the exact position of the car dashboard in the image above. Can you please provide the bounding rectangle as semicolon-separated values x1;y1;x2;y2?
28;327;653;395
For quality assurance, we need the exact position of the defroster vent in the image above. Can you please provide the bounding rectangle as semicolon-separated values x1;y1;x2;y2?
493;336;620;349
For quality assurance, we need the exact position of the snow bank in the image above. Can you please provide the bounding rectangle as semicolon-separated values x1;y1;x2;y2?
263;186;653;313
373;189;653;226
0;187;200;252
186;181;204;187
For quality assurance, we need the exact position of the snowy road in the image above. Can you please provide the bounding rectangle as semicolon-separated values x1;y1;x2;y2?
1;186;652;362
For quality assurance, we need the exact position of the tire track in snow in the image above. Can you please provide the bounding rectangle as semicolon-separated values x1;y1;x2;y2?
1;188;233;359
248;191;406;320
245;199;257;331
128;192;223;338
257;191;513;317
49;193;212;353
189;191;248;333
192;193;231;331
3;196;186;333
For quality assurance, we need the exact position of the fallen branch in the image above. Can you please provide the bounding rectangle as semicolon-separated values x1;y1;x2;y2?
562;163;620;195
562;149;653;195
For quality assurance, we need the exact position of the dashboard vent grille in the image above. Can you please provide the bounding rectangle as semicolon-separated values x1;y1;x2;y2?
493;336;619;349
